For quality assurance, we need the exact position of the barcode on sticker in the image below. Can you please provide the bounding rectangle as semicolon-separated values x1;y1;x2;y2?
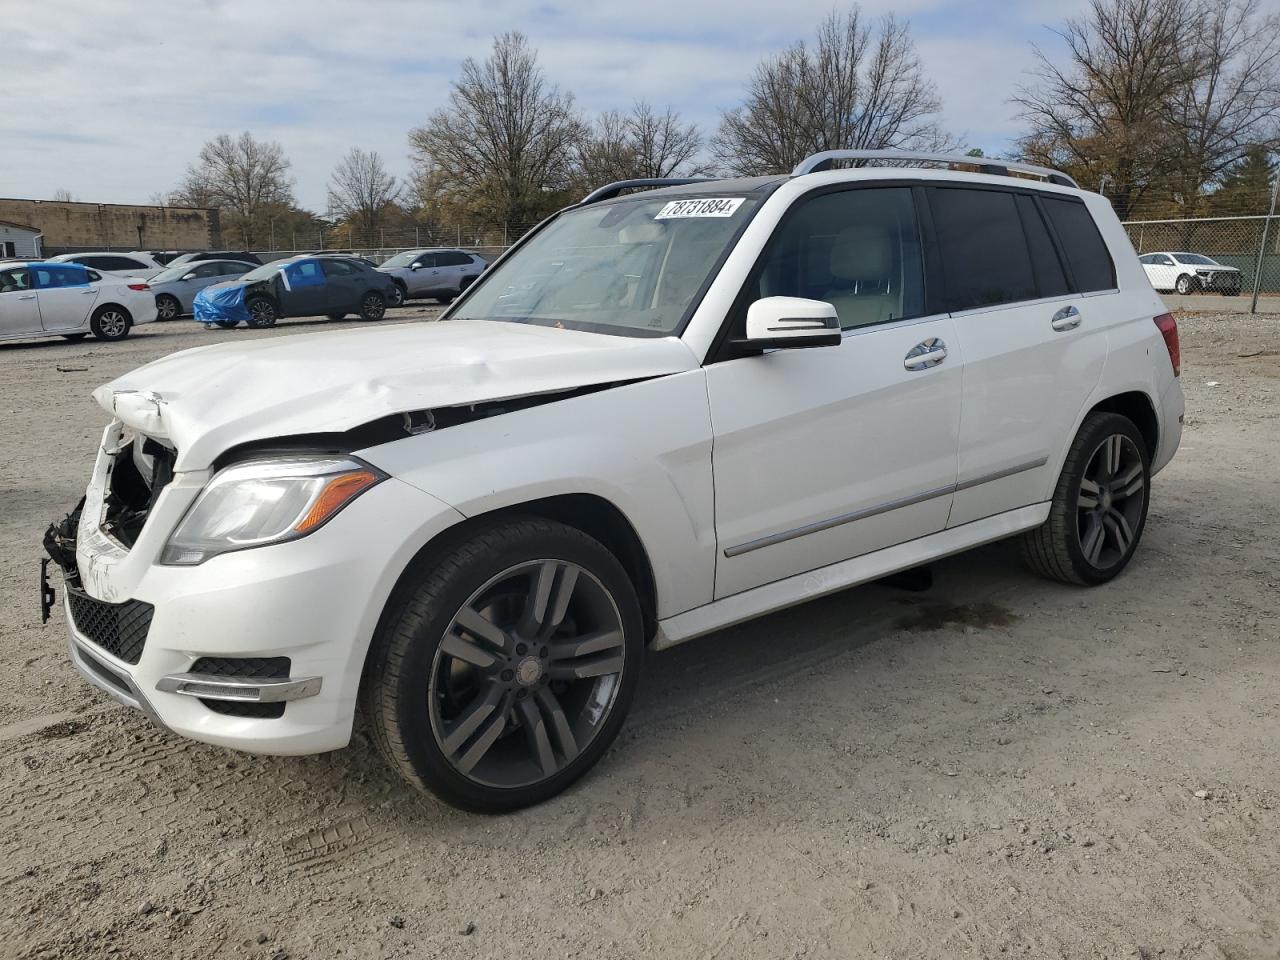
655;197;745;219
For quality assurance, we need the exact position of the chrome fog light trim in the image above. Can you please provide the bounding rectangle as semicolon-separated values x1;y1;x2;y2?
156;673;322;703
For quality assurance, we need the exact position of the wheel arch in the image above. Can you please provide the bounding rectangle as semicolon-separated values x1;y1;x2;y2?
1085;390;1159;460
93;300;133;318
373;493;660;653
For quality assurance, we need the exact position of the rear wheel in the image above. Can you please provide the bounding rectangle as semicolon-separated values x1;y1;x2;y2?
90;306;131;341
388;283;406;308
359;291;386;321
1022;412;1150;586
245;297;277;328
362;518;643;812
155;294;181;321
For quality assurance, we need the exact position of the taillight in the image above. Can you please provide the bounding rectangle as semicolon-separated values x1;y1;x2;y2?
1154;313;1180;377
127;282;150;291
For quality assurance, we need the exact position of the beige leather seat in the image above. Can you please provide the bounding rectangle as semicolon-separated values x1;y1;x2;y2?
820;225;901;328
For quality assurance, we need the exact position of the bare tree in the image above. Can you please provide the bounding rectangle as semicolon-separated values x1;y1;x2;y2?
712;10;948;176
1167;0;1280;210
1015;0;1279;218
328;148;402;244
576;103;704;187
409;32;582;224
171;132;295;246
51;188;77;203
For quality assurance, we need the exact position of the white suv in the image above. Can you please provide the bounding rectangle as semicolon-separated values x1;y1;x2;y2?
44;151;1184;811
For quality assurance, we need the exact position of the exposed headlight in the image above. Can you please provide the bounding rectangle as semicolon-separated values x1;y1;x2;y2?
160;456;385;565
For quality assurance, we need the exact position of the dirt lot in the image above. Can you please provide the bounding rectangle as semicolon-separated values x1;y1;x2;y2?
2;308;1278;960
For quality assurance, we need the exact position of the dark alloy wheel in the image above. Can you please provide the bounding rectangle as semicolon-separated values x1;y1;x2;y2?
387;283;406;308
1175;274;1197;295
1022;412;1150;585
90;306;132;341
245;297;277;328
362;518;643;812
359;291;386;320
155;294;181;321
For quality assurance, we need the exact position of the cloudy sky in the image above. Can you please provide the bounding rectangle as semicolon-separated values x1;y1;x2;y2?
1;0;1085;212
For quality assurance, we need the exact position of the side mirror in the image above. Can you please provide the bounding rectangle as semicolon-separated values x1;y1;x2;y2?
410;262;422;271
181;273;197;281
738;297;841;350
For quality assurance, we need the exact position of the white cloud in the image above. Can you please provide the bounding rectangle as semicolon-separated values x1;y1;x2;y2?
1;0;1062;210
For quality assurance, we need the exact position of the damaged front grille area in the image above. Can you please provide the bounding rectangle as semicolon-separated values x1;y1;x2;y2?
102;436;176;549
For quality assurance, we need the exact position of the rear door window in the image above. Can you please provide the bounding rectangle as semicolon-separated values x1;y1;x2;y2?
1016;195;1070;298
929;187;1038;310
436;251;472;267
32;265;88;288
1041;197;1116;292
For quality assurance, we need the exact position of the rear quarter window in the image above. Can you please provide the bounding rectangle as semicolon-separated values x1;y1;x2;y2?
1041;197;1116;292
929;187;1038;310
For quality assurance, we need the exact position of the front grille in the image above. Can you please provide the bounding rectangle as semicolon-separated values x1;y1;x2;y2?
67;586;154;665
191;657;289;719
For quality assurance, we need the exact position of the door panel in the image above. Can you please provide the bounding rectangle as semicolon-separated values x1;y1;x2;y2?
35;286;99;330
709;318;962;597
279;260;327;316
0;268;43;336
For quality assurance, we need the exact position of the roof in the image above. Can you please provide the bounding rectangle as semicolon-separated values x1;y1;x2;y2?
0;220;41;233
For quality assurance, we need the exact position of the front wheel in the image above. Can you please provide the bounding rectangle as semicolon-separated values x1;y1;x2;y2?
362;519;643;812
358;291;386;321
1021;412;1150;586
90;306;132;341
245;297;277;328
1175;274;1197;295
155;294;181;321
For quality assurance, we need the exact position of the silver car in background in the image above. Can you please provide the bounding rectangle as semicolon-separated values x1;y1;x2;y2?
149;259;254;320
377;248;487;303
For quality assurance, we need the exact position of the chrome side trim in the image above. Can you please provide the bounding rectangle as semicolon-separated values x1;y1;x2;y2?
155;673;323;704
722;458;1050;558
954;457;1049;492
723;483;954;558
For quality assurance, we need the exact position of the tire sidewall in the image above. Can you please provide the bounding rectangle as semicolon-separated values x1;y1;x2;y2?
90;306;131;341
360;291;387;320
379;522;644;811
245;297;277;328
1059;414;1151;585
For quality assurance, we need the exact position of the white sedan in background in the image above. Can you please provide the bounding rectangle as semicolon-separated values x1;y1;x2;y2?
48;251;167;280
1139;252;1243;295
0;261;157;343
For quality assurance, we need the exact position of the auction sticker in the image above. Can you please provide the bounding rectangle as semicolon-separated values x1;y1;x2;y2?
655;197;745;219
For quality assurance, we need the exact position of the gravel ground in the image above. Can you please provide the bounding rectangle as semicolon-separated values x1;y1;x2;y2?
1;308;1278;960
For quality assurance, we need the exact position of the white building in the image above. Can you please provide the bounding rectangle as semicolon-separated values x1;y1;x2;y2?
0;220;43;259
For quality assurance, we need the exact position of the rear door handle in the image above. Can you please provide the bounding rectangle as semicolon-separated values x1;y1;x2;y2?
81;289;97;295
1051;305;1081;331
905;338;947;371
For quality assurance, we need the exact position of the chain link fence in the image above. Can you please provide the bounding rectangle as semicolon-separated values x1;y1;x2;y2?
1122;214;1280;300
248;222;540;265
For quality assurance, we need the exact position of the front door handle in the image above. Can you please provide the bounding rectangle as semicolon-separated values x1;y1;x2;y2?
17;294;36;300
1051;305;1082;331
905;338;947;371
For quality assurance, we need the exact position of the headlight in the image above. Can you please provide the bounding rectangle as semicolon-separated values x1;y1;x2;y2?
160;456;385;565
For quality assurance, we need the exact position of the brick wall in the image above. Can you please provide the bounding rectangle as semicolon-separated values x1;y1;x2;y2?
0;198;220;253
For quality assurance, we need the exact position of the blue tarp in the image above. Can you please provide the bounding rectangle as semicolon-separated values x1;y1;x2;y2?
281;259;324;290
193;283;251;323
29;264;90;289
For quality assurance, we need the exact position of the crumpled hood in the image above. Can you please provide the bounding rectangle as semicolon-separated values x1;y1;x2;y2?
94;320;698;471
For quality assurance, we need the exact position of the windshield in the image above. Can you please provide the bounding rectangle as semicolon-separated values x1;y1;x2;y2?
151;264;193;284
382;250;424;268
240;262;282;282
452;194;760;336
1174;253;1217;265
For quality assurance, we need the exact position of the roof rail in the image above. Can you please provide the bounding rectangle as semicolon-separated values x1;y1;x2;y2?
579;178;716;206
792;150;1079;189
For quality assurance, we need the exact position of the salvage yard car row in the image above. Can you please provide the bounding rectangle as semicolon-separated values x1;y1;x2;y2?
0;246;488;344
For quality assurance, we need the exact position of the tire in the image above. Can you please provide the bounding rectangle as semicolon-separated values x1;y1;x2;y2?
155;294;181;321
90;305;132;342
358;291;386;321
62;333;88;341
459;275;476;295
388;282;406;308
1021;412;1151;586
362;518;644;812
212;320;239;329
1175;274;1197;295
245;297;277;328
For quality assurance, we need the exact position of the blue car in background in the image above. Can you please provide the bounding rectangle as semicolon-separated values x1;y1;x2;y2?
193;256;402;328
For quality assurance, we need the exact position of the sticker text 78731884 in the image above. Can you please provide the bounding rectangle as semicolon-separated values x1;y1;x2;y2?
655;197;745;219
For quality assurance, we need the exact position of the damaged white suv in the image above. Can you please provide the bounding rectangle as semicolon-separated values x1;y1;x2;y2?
44;152;1184;812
